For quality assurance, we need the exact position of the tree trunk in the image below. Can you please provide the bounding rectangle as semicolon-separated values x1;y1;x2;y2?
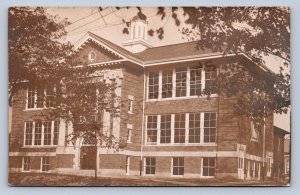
95;127;98;179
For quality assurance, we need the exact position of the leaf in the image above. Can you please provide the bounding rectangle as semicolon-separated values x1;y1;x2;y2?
156;27;164;40
148;29;154;36
122;27;129;34
157;7;166;20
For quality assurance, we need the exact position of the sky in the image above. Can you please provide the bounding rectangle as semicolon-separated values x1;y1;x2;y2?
47;7;290;131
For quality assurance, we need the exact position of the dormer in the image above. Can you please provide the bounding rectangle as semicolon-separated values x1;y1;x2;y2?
122;12;152;53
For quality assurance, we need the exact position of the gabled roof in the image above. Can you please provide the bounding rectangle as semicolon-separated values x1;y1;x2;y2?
135;41;214;62
74;32;143;65
74;32;270;71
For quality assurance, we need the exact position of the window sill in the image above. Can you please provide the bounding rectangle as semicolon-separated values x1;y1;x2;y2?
22;146;57;148
144;143;217;147
250;138;259;142
171;174;184;177
23;108;44;111
143;174;155;176
23;107;57;112
200;176;215;179
146;94;218;102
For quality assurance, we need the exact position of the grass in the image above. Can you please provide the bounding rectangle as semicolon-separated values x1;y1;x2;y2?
8;172;289;187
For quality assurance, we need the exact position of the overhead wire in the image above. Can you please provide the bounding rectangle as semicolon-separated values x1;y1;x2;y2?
67;9;170;36
67;8;120;33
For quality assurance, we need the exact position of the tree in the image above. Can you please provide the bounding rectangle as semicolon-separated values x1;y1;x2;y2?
8;7;73;105
9;7;121;178
104;6;290;128
54;72;121;179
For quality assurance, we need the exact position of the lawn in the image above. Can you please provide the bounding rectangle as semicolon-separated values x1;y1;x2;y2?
8;172;289;186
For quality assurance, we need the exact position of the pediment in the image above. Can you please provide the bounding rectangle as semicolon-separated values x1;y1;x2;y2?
73;40;122;65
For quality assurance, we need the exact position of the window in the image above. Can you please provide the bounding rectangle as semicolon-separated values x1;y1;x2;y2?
175;68;187;97
173;157;184;175
189;113;201;143
285;158;290;174
24;121;59;147
25;122;33;146
127;129;132;143
148;72;159;99
147;64;217;100
204;65;217;94
27;88;44;108
23;156;31;171
128;95;134;114
45;87;56;107
43;121;52;145
42;156;50;172
34;122;42;145
174;114;185;143
160;115;171;143
267;157;272;173
250;121;259;141
27;87;57;109
146;116;157;143
128;99;133;113
145;157;156;175
88;51;96;61
190;65;202;96
27;89;35;109
53;121;59;145
202;157;215;177
162;70;173;98
203;113;216;143
36;89;44;108
145;112;217;145
126;156;130;174
238;157;244;169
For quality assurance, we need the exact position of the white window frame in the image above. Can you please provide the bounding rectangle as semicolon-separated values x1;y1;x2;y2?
146;64;217;102
126;156;130;175
145;115;158;144
172;157;184;176
201;157;216;178
41;156;50;172
23;121;58;147
147;72;159;100
22;156;31;172
145;112;217;146
128;95;134;114
144;157;156;175
250;121;259;142
160;114;172;144
25;87;57;110
126;124;133;143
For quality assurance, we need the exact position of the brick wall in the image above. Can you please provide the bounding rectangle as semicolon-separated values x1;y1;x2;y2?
56;154;74;168
72;41;120;65
119;63;144;151
100;154;125;170
155;157;171;176
9;156;23;168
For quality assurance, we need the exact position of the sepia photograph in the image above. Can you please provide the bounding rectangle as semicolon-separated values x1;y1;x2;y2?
8;7;291;186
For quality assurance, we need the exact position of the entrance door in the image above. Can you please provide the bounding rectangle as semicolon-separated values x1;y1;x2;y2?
80;146;96;170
